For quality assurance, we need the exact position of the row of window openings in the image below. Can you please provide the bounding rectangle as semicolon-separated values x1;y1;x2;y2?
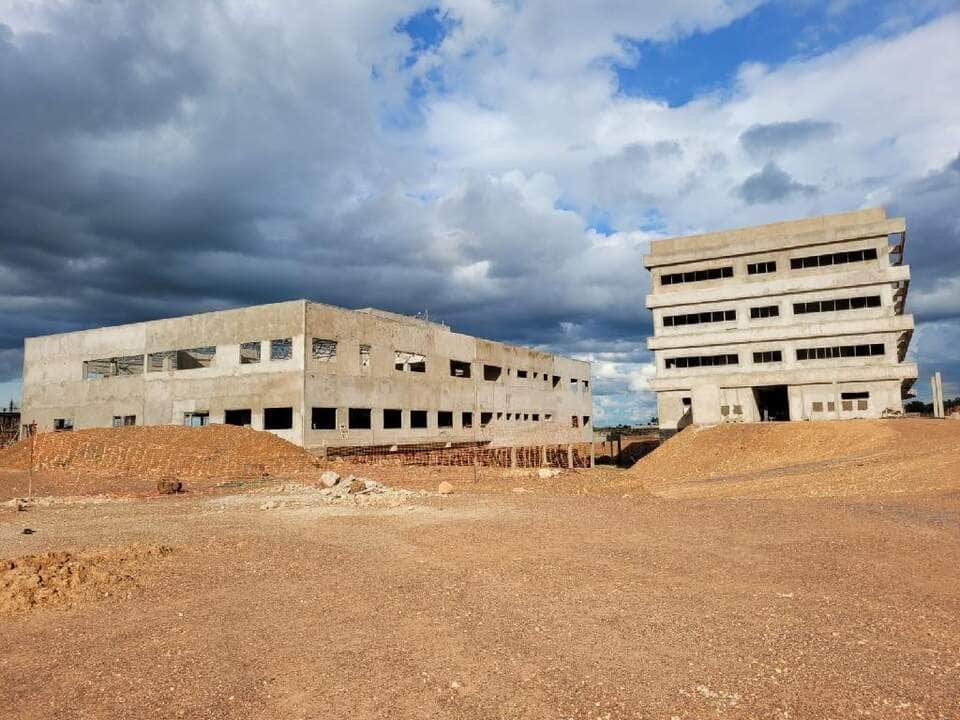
54;415;135;431
84;341;589;391
812;392;870;413
57;410;591;433
310;408;582;431
660;247;879;286
665;344;886;369
662;295;882;327
717;391;870;419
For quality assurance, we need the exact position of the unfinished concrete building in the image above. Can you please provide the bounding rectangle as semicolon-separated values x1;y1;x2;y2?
644;208;917;436
20;300;593;453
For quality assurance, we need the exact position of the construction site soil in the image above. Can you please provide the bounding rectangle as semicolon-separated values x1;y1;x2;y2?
1;418;958;719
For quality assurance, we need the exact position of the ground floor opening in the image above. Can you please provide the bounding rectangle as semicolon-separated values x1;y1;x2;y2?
753;385;790;421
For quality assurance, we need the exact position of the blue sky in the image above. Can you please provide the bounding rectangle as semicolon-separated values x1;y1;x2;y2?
0;0;958;423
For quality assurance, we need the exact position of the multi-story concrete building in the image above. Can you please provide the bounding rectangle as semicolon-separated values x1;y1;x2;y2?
20;300;593;452
644;208;916;436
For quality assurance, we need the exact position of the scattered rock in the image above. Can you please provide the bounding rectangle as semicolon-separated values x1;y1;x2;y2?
348;478;367;494
438;481;454;495
14;499;26;512
21;528;34;535
259;500;279;510
157;478;183;495
319;470;340;488
537;468;562;479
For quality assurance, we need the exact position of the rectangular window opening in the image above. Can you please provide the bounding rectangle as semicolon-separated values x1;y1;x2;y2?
183;412;209;428
270;338;292;361
53;418;74;431
517;369;528;379
410;410;428;429
483;364;502;381
239;341;261;364
312;338;337;362
349;408;372;430
480;412;493;427
175;347;216;370
312;407;337;430
382;409;402;430
462;411;473;429
264;407;293;430
437;411;453;428
359;344;372;368
395;350;426;373
450;359;472;378
750;305;780;319
224;409;251;426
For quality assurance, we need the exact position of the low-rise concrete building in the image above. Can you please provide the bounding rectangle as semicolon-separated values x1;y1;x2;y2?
644;208;917;436
20;300;593;452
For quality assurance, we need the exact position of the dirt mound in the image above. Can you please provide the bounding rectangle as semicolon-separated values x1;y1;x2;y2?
0;425;325;496
1;544;173;614
607;419;960;499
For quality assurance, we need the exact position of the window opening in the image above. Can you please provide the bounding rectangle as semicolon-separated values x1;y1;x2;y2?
224;409;251;426
349;408;372;429
312;407;337;430
450;360;471;378
312;338;337;362
239;341;261;364
183;412;209;428
410;410;428;429
395;350;426;373
270;338;292;361
383;409;402;429
264;407;293;430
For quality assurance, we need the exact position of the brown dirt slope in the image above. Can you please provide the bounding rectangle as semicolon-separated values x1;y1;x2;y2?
610;418;960;499
0;425;323;483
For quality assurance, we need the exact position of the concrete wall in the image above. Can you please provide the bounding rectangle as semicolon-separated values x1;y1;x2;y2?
300;302;592;451
643;208;917;431
22;300;307;444
21;300;593;450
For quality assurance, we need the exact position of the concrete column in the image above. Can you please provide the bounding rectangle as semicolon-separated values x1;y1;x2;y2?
589;442;595;468
932;372;945;418
540;445;547;467
510;446;517;468
566;443;573;469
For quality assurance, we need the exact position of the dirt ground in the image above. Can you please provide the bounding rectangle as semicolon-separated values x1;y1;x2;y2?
1;419;959;719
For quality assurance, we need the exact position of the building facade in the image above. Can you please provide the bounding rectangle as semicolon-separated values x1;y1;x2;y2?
643;208;917;436
21;300;593;451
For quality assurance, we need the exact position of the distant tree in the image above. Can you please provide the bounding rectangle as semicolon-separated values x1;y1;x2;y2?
904;400;931;414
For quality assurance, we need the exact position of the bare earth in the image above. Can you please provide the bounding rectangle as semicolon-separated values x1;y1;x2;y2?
1;419;958;719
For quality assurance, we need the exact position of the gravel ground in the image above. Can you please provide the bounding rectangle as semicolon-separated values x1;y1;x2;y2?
1;467;958;719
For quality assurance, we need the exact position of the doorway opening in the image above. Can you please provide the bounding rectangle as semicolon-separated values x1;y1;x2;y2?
753;385;790;421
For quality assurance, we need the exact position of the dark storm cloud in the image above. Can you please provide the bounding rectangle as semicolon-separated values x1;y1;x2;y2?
739;119;839;159
888;151;960;318
0;0;650;386
736;161;820;205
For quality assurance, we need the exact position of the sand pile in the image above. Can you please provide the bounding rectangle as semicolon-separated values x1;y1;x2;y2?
607;418;960;499
0;424;324;482
1;544;173;614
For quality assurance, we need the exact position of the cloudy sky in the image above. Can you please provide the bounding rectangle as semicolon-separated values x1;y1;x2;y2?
1;0;958;424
